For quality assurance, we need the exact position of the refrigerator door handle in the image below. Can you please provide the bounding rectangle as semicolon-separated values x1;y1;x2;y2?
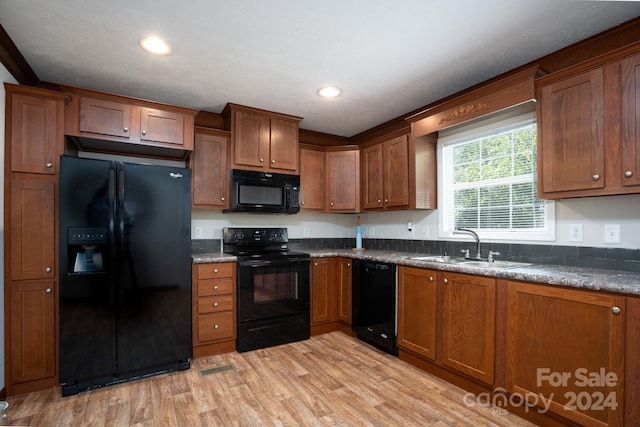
108;167;117;259
117;165;126;254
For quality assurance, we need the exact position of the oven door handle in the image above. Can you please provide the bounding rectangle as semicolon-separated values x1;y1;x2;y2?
238;258;310;267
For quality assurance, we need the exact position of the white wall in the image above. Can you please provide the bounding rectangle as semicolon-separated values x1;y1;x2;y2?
356;194;640;249
1;66;19;391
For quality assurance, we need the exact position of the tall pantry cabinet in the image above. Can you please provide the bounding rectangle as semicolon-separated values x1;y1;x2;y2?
4;83;68;395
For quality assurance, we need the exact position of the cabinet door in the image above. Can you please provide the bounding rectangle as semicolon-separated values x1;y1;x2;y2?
311;258;336;324
79;97;131;138
440;272;495;384
10;280;56;384
192;130;229;208
299;148;325;211
10;93;60;175
140;107;185;145
337;258;352;324
10;178;55;281
384;136;410;209
326;150;360;212
397;266;437;360
539;69;605;193
506;281;624;426
270;118;299;172
621;52;640;187
233;111;271;169
361;143;384;210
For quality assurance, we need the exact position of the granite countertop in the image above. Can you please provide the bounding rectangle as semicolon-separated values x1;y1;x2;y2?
193;249;640;296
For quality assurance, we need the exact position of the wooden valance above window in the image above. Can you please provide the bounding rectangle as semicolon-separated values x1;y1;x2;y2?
406;65;540;138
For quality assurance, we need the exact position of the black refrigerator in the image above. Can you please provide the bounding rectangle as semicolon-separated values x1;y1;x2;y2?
58;155;192;397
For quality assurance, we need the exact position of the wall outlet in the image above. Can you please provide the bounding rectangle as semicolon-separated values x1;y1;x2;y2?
604;224;621;244
422;225;430;239
368;226;375;237
568;224;583;242
303;227;310;237
194;226;202;238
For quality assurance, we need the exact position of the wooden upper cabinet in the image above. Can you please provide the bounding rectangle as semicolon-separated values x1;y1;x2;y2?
538;68;605;194
6;85;66;175
397;266;437;361
361;134;436;211
79;97;131;139
621;52;640;188
10;178;56;281
326;149;360;212
299;147;325;211
506;281;624;427
440;272;495;385
192;127;230;209
223;103;302;174
63;86;196;155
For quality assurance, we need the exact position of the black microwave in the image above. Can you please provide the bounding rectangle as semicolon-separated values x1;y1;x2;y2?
225;169;300;214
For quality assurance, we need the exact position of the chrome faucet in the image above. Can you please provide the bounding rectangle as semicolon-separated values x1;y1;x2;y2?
453;227;482;260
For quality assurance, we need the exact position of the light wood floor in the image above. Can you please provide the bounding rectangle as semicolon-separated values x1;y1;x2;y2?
5;332;535;426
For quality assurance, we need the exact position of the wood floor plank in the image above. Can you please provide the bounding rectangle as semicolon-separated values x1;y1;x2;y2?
5;332;535;426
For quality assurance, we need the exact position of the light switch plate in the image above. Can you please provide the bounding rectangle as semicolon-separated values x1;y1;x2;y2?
604;224;621;244
569;224;583;242
194;226;202;238
303;227;310;237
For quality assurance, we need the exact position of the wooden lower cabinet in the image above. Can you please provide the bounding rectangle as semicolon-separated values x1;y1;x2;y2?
397;266;437;360
336;258;352;325
9;280;57;392
310;258;338;334
441;271;495;385
192;262;236;357
505;280;625;427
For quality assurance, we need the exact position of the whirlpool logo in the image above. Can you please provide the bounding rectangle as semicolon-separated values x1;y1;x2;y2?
169;172;183;179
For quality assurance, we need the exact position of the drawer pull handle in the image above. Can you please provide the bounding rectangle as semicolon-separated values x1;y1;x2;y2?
443;278;448;284
214;268;218;273
214;324;220;329
214;302;219;307
214;285;218;290
429;276;434;282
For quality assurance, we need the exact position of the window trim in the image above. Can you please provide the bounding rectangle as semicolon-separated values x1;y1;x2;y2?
437;107;556;242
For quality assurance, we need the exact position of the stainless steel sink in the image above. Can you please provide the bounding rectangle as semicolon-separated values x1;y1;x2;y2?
409;256;531;269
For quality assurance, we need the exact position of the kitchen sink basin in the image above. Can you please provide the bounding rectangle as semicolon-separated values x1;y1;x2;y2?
409;256;531;269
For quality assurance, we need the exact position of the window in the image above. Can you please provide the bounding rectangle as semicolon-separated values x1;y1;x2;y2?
438;107;555;241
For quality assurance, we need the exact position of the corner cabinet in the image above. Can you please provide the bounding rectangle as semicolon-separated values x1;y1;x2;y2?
537;46;640;198
222;103;302;174
361;133;436;211
192;262;237;357
192;127;230;209
505;280;624;427
4;83;68;395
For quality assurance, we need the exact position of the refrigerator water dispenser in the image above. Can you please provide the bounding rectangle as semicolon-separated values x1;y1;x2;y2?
67;227;107;273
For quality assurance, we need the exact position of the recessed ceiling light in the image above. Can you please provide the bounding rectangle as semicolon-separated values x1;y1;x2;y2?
318;86;341;98
140;37;171;55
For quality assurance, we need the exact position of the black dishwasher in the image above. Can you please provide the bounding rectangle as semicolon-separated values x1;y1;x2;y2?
352;259;398;355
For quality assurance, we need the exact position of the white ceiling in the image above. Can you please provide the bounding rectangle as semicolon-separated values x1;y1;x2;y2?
1;1;640;137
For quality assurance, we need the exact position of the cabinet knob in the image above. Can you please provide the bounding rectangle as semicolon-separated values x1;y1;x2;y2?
214;302;219;307
347;263;350;267
625;171;633;178
330;202;334;206
592;174;601;181
377;199;381;204
429;276;434;282
46;288;52;294
214;324;219;329
443;278;448;284
214;268;218;273
301;201;305;205
271;159;275;164
612;306;621;315
221;197;225;201
123;127;128;132
46;162;53;168
45;267;52;273
314;262;318;266
384;199;389;203
213;285;218;290
142;130;147;135
260;158;264;163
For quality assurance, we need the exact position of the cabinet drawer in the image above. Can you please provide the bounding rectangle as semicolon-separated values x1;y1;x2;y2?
198;295;234;314
197;263;235;279
197;312;234;342
197;278;234;297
